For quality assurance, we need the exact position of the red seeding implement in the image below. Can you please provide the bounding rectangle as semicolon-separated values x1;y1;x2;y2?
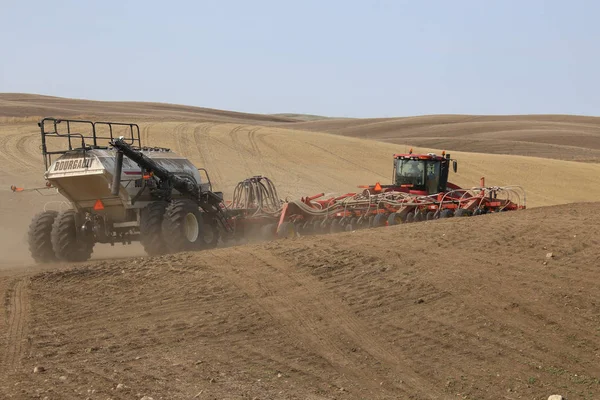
262;149;526;238
13;118;525;263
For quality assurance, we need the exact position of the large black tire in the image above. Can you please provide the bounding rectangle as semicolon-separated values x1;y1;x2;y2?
162;199;205;252
140;201;168;256
200;214;220;249
51;210;94;262
28;210;59;263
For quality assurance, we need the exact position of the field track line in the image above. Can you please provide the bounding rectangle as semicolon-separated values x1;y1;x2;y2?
2;278;30;372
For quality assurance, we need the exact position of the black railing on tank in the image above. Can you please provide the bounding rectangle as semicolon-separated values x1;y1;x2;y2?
38;117;141;170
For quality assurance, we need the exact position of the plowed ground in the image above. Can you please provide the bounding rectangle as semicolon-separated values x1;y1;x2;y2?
1;204;599;399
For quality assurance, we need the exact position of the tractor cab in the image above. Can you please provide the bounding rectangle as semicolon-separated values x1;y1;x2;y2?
392;150;457;195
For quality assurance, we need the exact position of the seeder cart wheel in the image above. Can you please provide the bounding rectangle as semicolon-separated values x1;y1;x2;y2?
200;215;220;249
51;210;94;262
405;212;415;223
161;199;206;252
28;210;59;263
426;211;436;221
140;201;169;256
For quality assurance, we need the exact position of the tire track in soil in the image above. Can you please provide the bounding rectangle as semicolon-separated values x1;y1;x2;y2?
304;141;389;180
228;124;254;175
210;248;445;399
0;131;39;171
254;132;358;193
192;122;227;187
2;279;30;372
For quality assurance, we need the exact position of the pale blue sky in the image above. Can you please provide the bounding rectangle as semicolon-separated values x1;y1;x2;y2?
1;0;598;117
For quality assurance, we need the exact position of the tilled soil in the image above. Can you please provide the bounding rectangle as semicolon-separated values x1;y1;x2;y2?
1;203;599;400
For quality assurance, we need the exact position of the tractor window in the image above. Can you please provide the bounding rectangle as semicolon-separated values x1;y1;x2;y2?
395;159;425;187
426;160;441;194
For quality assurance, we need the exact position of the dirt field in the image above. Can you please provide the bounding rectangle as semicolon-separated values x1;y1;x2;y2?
1;94;600;399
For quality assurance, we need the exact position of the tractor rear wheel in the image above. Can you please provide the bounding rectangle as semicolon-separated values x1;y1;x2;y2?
51;210;94;262
161;199;205;252
28;210;59;263
140;201;168;256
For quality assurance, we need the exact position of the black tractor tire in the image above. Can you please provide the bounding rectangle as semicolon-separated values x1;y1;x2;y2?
161;199;205;253
200;214;220;249
140;201;169;256
387;212;403;226
28;210;59;263
439;209;454;218
277;221;297;239
51;210;94;262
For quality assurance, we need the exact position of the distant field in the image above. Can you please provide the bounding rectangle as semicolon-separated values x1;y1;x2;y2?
285;114;600;162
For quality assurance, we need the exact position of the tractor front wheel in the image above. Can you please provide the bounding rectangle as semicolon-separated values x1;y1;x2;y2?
51;210;94;262
28;210;59;263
